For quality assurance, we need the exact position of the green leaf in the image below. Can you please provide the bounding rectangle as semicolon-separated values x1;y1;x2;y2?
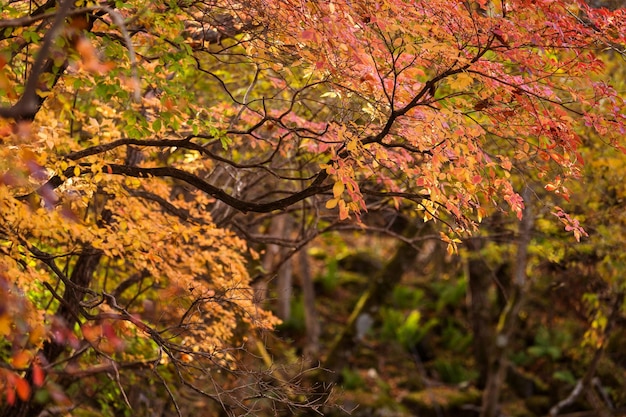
553;370;576;385
152;118;162;132
220;136;232;150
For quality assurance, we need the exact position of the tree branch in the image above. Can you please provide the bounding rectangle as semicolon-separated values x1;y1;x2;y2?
0;0;74;120
33;164;332;214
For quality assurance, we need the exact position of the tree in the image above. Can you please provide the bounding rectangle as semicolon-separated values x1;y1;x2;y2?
0;0;624;415
463;45;626;417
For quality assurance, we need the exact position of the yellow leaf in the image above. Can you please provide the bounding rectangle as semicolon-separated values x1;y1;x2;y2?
450;72;474;90
333;181;345;198
326;198;338;209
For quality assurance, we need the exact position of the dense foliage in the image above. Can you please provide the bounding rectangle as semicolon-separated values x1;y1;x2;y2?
0;0;624;416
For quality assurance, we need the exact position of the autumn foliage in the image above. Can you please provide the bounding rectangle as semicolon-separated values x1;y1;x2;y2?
0;0;624;415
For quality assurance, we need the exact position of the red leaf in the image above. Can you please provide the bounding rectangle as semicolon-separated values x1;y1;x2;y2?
4;372;18;405
6;384;15;405
300;29;316;41
32;363;45;387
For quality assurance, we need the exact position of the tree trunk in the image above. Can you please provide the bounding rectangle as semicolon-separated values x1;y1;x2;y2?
299;246;320;359
480;188;533;417
254;215;288;306
466;240;495;389
277;255;293;321
255;215;293;321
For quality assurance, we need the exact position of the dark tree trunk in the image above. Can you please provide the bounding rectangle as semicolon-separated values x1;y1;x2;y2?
480;188;533;417
466;240;495;389
299;246;320;359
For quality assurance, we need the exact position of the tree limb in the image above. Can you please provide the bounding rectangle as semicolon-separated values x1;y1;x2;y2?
37;164;332;214
0;0;74;120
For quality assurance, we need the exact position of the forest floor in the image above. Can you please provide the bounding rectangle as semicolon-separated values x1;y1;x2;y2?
267;232;626;417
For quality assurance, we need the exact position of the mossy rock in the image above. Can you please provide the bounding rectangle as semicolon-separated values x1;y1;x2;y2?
401;386;481;417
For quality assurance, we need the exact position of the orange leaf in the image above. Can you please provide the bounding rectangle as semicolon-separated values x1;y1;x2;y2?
81;324;101;343
11;351;31;369
15;376;30;401
0;315;11;337
338;200;349;220
28;324;46;345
